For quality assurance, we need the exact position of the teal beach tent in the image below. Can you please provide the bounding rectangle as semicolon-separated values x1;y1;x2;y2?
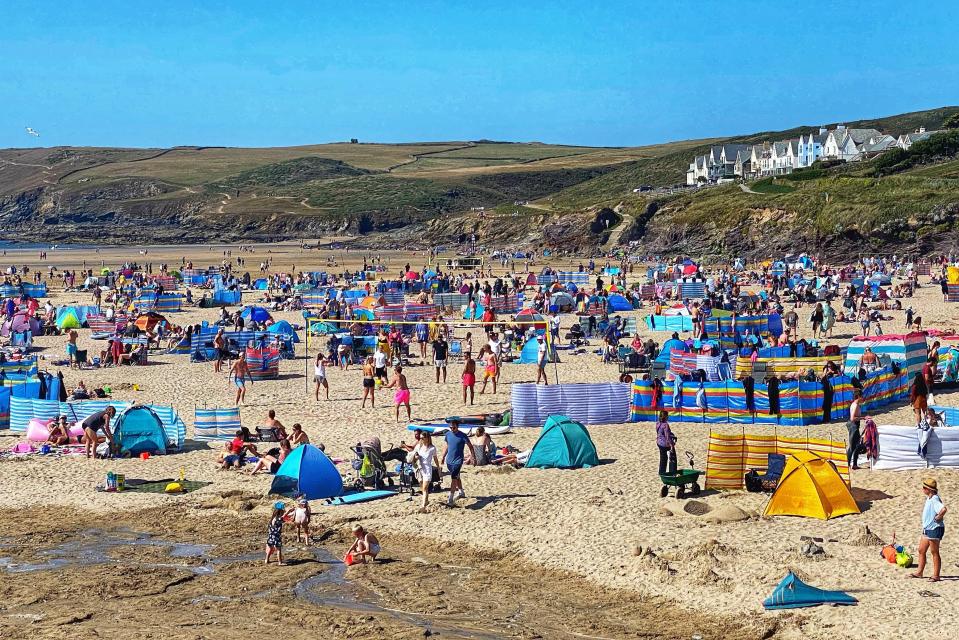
525;415;599;469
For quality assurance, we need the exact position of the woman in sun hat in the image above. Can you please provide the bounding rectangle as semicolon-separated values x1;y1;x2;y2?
911;478;947;582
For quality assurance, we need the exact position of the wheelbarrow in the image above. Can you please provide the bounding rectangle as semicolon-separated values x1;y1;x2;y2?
659;451;702;498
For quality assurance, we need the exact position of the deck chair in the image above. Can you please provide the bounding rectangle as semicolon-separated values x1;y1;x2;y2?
745;453;787;492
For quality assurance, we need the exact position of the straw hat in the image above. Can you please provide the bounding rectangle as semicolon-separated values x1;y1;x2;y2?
923;478;938;493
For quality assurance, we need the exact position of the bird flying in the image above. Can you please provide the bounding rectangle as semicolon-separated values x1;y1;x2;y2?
25;127;39;137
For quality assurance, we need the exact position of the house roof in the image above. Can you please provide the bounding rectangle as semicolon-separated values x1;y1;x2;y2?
845;128;883;144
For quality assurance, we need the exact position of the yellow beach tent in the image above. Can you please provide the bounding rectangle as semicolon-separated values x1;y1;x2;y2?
763;451;860;520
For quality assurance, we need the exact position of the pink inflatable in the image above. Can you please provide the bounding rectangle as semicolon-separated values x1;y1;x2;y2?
26;418;84;442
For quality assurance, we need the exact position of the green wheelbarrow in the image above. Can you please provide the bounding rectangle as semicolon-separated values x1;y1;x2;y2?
659;451;702;498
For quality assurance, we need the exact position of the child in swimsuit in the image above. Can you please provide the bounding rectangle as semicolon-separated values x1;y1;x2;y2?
385;365;411;422
288;497;312;545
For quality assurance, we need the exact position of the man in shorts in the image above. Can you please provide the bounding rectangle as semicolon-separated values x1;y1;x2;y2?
229;352;252;405
82;405;116;459
432;334;448;383
442;419;474;506
461;352;476;405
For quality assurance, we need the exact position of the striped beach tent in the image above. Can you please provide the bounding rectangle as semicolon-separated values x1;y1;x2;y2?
843;333;927;377
194;407;242;441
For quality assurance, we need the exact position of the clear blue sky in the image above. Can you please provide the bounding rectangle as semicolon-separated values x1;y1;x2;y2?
2;1;957;149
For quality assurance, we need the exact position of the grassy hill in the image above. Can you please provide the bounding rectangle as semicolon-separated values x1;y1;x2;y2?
1;106;958;251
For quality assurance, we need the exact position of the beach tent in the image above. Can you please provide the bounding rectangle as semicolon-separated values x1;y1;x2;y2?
113;405;168;456
550;292;575;312
763;572;857;610
525;415;599;469
353;308;375;321
517;337;554;364
55;307;82;330
240;306;272;323
763;452;859;520
607;294;632;312
270;444;343;500
267;319;300;343
253;278;269;290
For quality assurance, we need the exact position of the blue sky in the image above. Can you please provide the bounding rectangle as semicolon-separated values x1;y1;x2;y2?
1;1;957;149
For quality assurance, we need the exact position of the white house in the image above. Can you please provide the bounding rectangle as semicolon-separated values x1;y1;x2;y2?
897;127;943;150
822;126;883;161
797;128;829;167
686;144;752;184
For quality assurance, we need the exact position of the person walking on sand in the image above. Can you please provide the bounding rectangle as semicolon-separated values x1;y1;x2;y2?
265;503;286;566
911;478;947;582
442;419;474;506
230;352;252;405
410;432;440;512
314;353;329;401
846;389;863;469
385;365;412;422
479;345;498;394
462;351;476;405
656;411;677;475
361;356;376;408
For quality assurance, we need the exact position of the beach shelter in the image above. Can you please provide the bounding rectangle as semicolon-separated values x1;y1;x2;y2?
240;305;272;323
270;444;344;500
763;452;859;520
134;312;167;332
113;405;168;456
843;333;927;377
525;273;538;287
353;307;375;321
607;293;632;312
550;292;575;312
267;319;300;343
253;278;269;290
517;337;554;364
55;307;82;330
525;415;599;469
358;296;380;309
763;572;857;609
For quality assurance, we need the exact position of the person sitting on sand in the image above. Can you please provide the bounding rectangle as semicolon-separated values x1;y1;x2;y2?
248;439;291;475
46;416;71;446
220;429;251;469
346;524;380;564
288;423;310;448
261;409;287;440
470;426;495;466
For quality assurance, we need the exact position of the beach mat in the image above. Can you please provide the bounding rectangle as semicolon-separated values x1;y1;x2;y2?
122;479;212;494
325;489;396;506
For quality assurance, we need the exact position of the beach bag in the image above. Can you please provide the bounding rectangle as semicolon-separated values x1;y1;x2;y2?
359;453;374;478
896;551;913;568
881;534;898;563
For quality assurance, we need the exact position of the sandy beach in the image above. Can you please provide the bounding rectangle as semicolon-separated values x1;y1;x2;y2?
2;242;959;639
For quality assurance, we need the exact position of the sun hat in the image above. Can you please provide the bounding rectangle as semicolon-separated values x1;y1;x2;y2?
923;478;938;493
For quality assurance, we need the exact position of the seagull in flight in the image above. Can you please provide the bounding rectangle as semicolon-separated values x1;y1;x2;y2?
25;127;40;137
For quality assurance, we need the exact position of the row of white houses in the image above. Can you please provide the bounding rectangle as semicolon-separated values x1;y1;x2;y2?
686;126;943;184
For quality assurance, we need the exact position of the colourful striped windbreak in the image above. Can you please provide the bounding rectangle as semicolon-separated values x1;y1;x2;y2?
705;432;849;490
630;366;907;426
843;333;928;377
734;356;837;379
245;347;280;380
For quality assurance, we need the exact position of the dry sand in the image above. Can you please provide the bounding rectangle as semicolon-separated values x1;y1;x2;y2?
2;242;959;639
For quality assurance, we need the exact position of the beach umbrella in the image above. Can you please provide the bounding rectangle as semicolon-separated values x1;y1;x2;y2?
358;296;379;309
516;308;547;331
134;312;167;332
353;308;375;321
405;271;419;280
240;306;272;323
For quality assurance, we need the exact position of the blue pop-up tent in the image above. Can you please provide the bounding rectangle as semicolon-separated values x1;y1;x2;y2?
525;415;599;469
241;306;272;323
270;444;343;500
763;572;857;610
267;319;300;342
607;294;632;312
